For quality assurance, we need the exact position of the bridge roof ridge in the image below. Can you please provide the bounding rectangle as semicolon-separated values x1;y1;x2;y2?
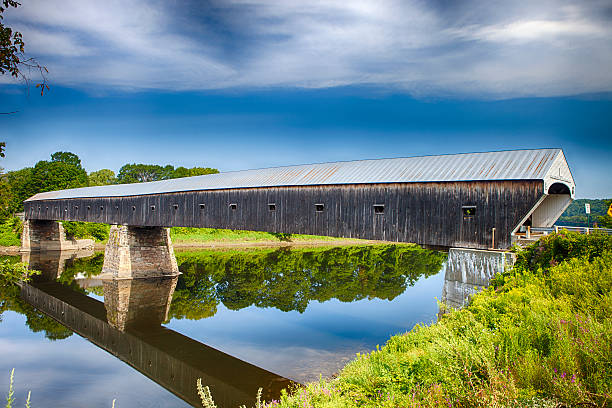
25;148;568;201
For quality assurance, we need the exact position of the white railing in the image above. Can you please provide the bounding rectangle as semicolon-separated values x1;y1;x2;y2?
530;226;612;235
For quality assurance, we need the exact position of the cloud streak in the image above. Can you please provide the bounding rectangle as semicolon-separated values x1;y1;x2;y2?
3;0;612;97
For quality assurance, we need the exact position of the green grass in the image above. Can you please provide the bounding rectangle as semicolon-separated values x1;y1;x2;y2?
170;227;349;244
242;232;612;408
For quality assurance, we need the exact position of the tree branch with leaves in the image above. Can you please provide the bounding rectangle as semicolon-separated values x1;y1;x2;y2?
1;0;48;111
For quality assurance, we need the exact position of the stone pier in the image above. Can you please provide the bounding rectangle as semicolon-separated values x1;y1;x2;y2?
101;225;179;279
442;248;516;310
21;219;94;252
103;276;178;330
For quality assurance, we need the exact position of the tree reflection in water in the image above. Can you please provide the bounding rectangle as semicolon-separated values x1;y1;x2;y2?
170;244;446;321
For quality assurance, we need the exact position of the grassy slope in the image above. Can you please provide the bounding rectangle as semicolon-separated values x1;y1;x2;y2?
260;232;612;408
0;219;350;247
169;227;347;243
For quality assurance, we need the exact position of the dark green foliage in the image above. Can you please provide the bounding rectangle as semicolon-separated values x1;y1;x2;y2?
117;163;175;183
598;199;612;228
3;167;34;216
62;221;109;242
171;244;446;320
557;198;611;227
0;1;24;78
514;230;612;272
0;257;72;340
50;151;83;169
117;163;219;184
26;156;88;193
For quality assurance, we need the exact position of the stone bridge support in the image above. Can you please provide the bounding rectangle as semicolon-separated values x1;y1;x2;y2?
21;219;94;252
101;225;179;279
103;276;178;330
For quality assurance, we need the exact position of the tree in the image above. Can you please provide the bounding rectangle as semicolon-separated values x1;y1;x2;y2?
117;163;174;184
88;169;117;186
598;199;612;228
4;167;33;214
117;164;219;184
1;0;48;97
25;152;88;195
172;166;219;178
51;151;83;169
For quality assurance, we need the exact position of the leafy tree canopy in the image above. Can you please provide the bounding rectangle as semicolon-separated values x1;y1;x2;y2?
172;166;219;179
88;169;117;186
26;152;88;194
118;163;219;184
51;151;83;169
117;163;174;184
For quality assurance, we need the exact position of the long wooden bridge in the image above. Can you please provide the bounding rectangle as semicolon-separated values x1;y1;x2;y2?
21;148;575;278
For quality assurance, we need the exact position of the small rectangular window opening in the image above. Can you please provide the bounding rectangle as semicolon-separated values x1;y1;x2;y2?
132;206;136;211
315;203;325;212
172;204;179;210
462;206;476;217
374;204;385;214
268;203;276;212
199;203;206;210
150;205;156;211
87;206;91;211
229;203;237;210
100;206;104;211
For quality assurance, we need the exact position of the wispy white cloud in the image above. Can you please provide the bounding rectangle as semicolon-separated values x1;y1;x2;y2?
3;0;612;97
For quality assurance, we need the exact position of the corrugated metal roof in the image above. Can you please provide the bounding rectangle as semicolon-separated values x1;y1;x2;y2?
26;148;566;201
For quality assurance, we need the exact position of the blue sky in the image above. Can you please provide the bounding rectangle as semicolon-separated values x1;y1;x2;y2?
1;0;611;197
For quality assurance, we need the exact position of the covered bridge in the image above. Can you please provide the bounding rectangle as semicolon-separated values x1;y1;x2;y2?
24;148;575;249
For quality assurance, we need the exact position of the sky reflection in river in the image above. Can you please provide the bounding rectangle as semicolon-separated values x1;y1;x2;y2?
0;244;446;407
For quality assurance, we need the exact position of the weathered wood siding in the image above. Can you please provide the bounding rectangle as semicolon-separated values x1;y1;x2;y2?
24;180;544;249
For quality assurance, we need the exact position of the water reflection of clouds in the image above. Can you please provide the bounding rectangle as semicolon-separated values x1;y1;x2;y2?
0;312;189;408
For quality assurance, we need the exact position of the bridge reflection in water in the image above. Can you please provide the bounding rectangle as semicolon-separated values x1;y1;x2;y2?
20;251;293;408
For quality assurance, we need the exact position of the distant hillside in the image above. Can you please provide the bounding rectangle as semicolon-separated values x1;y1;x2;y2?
557;198;611;227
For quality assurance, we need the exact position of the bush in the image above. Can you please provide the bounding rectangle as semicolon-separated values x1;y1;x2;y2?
0;217;22;246
514;230;612;273
62;221;109;242
261;233;612;408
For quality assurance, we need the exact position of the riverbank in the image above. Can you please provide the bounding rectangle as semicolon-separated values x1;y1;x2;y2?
0;218;373;254
253;231;611;408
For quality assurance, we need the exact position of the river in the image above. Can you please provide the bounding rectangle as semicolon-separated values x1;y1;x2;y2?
0;244;449;407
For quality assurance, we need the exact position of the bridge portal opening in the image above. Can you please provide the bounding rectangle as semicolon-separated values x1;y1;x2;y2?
514;182;573;238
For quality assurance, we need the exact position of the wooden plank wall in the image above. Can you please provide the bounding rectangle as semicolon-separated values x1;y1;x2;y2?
24;180;544;249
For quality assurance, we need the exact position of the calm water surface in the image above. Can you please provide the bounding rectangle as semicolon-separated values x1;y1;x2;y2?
0;244;447;407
